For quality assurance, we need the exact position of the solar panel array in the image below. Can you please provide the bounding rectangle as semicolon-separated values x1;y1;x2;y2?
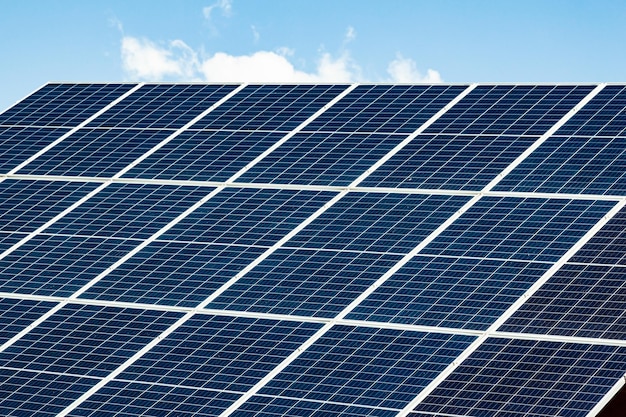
0;82;625;417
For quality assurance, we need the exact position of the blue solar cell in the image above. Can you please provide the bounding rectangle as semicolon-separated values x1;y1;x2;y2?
570;207;626;265
191;84;347;131
237;132;405;186
233;396;399;417
495;136;626;195
0;83;136;127
0;368;97;417
501;263;626;339
255;326;474;410
360;134;537;190
122;130;286;182
288;193;470;253
86;84;238;129
305;84;468;134
18;128;172;177
0;232;27;254
80;241;266;307
208;248;403;318
421;197;615;263
70;381;241;417
0;235;139;297
115;315;321;392
557;85;626;136
0;304;181;378
160;187;335;246
0;180;99;233
0;298;56;346
347;255;552;330
424;85;595;135
46;183;211;240
412;338;626;417
0;127;70;173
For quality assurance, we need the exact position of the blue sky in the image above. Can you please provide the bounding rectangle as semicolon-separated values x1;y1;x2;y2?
2;0;626;112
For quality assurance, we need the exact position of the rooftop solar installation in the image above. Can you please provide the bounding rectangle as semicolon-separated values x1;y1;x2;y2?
1;82;625;417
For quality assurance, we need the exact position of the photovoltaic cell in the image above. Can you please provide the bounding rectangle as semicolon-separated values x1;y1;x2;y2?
80;241;267;307
304;84;468;134
160;188;336;247
208;248;403;318
0;368;97;417
0;304;181;378
18;128;173;177
0;127;70;173
70;381;241;417
253;326;475;410
424;84;595;135
360;134;537;190
0;235;140;297
237;132;405;186
287;193;470;254
191;84;347;131
233;397;398;417
347;255;552;330
0;298;57;346
45;183;211;240
570;207;626;266
0;83;136;127
494;136;626;195
556;85;626;136
0;180;99;233
122;130;286;181
501;263;626;340
421;197;615;263
86;84;238;129
411;338;626;417
0;233;28;254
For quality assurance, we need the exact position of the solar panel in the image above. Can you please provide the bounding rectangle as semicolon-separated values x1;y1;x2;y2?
1;82;625;417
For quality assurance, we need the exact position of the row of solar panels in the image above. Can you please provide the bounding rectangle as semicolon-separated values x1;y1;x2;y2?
0;83;625;416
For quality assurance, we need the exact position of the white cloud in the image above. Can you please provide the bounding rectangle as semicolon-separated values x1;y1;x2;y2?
345;26;356;43
121;37;200;80
203;0;233;20
251;25;260;43
386;55;442;83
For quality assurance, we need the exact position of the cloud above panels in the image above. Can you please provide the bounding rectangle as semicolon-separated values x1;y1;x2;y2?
203;0;233;21
387;54;443;83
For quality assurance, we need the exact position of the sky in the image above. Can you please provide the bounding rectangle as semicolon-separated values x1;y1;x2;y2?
2;0;626;112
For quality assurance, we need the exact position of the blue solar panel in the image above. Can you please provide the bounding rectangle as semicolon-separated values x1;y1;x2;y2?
495;136;626;195
0;298;56;345
304;84;468;134
252;326;475;410
557;85;626;136
45;183;211;240
191;84;347;131
122;130;286;181
421;197;615;263
0;235;139;297
160;187;336;246
233;397;399;417
0;368;96;417
347;255;552;330
0;180;99;233
208;248;403;317
18;129;173;177
360;134;538;190
0;83;136;127
287;193;470;253
424;85;595;135
0;304;181;378
0;127;70;173
237;132;405;186
411;338;626;417
0;232;28;254
80;241;266;307
570;207;626;265
86;84;238;129
501;263;626;339
70;381;241;417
